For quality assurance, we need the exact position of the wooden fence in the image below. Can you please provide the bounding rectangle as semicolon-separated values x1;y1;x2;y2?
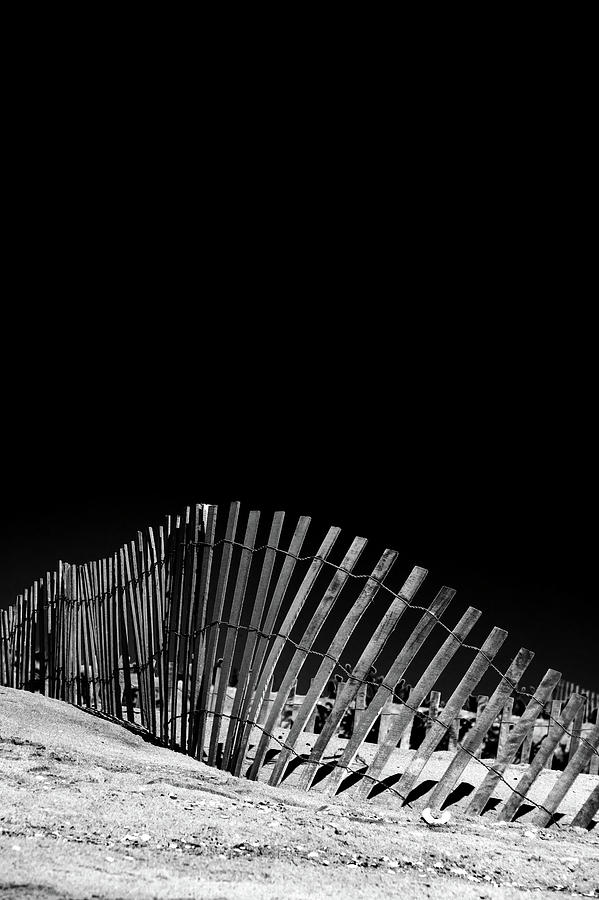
1;501;597;830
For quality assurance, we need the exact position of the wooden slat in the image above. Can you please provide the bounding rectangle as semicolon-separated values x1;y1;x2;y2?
147;526;166;738
31;583;39;691
319;587;456;797
230;515;313;776
249;535;367;783
76;569;85;705
1;609;9;685
137;530;156;734
193;502;240;760
207;510;261;766
90;564;103;710
101;558;114;714
428;646;535;814
79;569;94;707
388;626;508;803
187;505;218;756
176;507;201;751
84;566;98;708
21;590;30;691
428;690;442;730
543;699;563;768
49;571;57;696
167;509;191;746
519;710;535;764
142;528;158;733
531;716;599;827
474;696;488;758
161;516;177;738
118;551;135;722
466;668;561;816
241;525;342;781
221;511;285;769
497;692;586;822
357;606;483;799
66;570;76;703
45;573;54;697
295;565;428;792
570;781;599;829
178;506;201;752
159;523;172;739
267;548;398;787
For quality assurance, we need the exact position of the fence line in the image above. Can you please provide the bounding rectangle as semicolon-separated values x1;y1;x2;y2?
0;501;597;831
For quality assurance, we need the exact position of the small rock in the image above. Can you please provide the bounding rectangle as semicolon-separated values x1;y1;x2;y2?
307;850;319;858
139;834;150;843
105;856;114;863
